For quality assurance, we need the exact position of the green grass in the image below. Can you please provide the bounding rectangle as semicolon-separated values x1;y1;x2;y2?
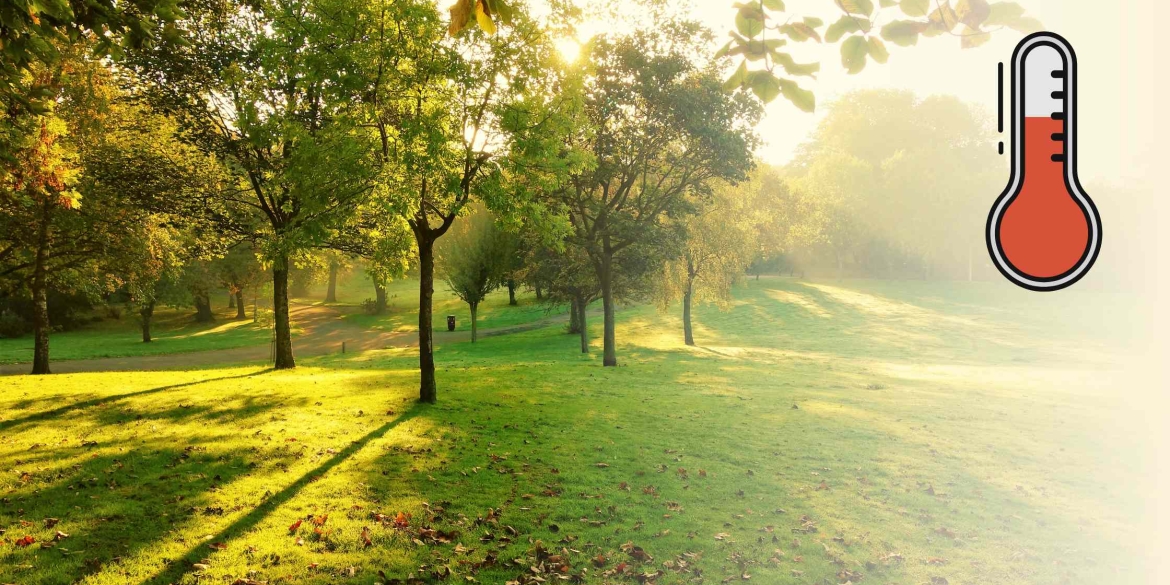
0;278;1157;585
330;271;569;335
0;305;272;364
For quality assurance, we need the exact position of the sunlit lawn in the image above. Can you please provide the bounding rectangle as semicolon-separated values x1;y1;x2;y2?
0;279;1157;585
332;273;569;335
0;305;271;365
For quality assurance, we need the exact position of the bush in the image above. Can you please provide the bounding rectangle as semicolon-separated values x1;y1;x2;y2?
0;310;28;339
362;298;380;315
0;289;94;332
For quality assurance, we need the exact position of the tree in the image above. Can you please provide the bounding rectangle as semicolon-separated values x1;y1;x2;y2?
534;243;598;354
215;244;266;320
351;0;562;402
125;0;381;369
718;0;1040;109
656;183;757;346
787;90;1000;279
323;252;353;304
119;220;188;342
555;23;761;367
0;44;148;374
0;0;182;160
438;205;514;342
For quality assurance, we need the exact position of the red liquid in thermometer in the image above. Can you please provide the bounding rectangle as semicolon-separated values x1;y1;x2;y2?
997;116;1088;278
988;33;1101;291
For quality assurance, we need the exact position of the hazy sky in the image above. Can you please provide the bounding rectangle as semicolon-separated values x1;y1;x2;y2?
563;0;1162;189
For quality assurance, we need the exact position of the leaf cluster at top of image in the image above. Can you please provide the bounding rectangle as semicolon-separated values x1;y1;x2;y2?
0;279;1154;585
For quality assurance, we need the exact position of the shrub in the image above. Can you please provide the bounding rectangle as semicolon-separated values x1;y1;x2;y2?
0;310;28;339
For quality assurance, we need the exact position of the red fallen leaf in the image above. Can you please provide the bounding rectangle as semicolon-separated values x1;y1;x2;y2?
311;514;328;526
393;511;410;529
209;542;227;551
289;519;303;533
698;469;708;478
816;481;829;491
15;535;36;547
614;562;628;573
361;526;372;548
593;554;608;567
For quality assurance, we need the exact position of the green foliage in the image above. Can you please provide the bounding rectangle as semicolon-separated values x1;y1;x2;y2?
438;205;516;340
721;0;1039;107
447;0;516;36
0;0;183;148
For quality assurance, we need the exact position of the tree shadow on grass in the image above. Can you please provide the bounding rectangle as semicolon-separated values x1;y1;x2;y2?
139;404;426;585
0;440;260;585
0;370;271;434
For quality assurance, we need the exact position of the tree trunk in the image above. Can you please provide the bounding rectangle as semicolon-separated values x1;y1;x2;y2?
141;301;155;343
577;294;589;354
535;285;543;300
507;280;517;306
418;237;437;403
683;274;695;347
235;290;247;319
326;263;338;303
568;296;581;334
469;301;478;343
755;272;760;281
835;251;844;281
194;292;214;323
272;258;296;369
599;255;617;367
30;205;51;375
374;280;388;314
228;292;236;308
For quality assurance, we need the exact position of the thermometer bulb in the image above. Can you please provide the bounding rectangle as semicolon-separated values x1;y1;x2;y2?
987;32;1102;291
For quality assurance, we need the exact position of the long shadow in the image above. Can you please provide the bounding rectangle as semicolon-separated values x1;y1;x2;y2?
140;404;426;585
0;370;271;433
0;432;264;585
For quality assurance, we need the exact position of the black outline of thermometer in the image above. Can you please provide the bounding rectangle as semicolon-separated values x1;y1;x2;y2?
987;32;1102;292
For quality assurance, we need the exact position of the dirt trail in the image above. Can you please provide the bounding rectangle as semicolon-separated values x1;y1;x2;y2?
0;303;570;376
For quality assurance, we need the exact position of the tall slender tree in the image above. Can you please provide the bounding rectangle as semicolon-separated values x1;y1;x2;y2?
438;205;514;342
125;0;380;369
556;23;760;366
350;0;564;402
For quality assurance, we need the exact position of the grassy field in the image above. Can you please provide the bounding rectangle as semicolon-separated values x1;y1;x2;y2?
0;278;1159;585
0;305;271;364
329;271;569;335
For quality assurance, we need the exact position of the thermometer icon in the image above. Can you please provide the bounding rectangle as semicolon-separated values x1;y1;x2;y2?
987;32;1102;292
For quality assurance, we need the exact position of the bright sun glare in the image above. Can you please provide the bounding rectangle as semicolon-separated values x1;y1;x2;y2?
554;36;581;62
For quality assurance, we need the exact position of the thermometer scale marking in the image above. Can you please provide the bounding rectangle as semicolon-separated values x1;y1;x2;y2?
987;32;1102;292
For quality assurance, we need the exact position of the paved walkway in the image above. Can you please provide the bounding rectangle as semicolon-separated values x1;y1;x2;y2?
0;304;573;375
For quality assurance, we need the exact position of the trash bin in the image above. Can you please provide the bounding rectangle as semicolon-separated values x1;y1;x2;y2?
446;315;456;332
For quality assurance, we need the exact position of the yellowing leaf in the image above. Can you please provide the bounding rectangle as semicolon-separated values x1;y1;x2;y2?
448;0;473;36
475;1;497;35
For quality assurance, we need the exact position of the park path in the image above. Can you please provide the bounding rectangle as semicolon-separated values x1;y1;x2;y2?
0;304;571;376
